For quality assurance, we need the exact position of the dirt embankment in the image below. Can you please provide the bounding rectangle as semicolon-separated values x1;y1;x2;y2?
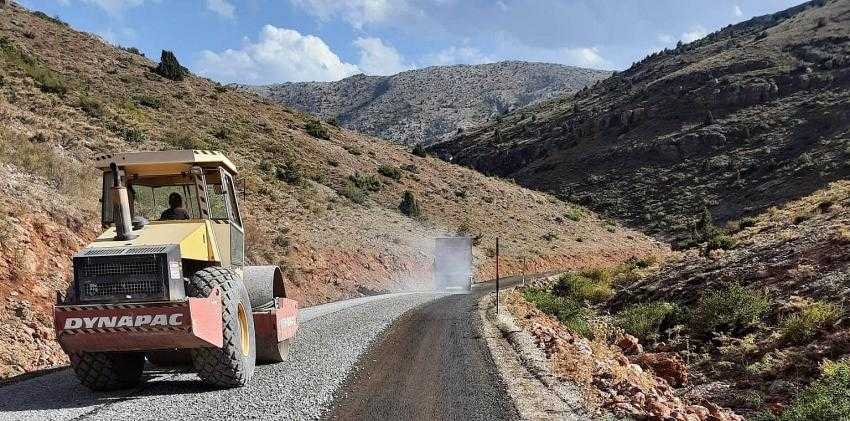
487;286;741;420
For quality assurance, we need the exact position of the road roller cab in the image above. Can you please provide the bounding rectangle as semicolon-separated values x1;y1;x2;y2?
53;150;298;391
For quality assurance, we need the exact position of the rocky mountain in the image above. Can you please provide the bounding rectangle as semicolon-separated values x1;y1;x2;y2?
430;0;850;245
240;62;610;145
0;4;660;378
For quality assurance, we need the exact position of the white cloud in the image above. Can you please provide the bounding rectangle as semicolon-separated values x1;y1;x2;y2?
681;25;708;43
205;0;235;19
733;5;743;17
289;0;408;29
424;45;494;66
657;33;676;44
195;25;360;84
353;37;412;75
657;25;709;46
560;47;606;68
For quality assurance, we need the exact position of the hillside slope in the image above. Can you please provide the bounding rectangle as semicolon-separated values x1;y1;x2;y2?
431;0;850;243
240;62;610;145
0;4;662;378
604;181;850;418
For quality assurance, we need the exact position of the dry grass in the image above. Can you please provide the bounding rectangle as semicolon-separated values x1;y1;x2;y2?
0;129;93;199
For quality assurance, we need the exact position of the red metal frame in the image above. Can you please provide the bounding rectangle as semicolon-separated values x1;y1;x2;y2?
253;298;299;347
54;289;223;353
53;291;299;356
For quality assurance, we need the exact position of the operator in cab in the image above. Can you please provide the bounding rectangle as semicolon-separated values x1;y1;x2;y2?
160;192;190;220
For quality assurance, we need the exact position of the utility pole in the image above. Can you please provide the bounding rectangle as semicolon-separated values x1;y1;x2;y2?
495;237;500;315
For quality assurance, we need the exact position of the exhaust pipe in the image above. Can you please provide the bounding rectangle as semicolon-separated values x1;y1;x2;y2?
110;163;137;241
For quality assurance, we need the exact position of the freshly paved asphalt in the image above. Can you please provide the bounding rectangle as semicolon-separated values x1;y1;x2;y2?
327;277;530;420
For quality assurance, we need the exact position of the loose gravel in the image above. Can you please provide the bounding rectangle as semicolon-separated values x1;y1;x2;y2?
0;293;441;421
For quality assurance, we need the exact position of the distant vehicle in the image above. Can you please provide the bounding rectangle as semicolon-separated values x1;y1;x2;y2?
433;237;473;291
53;150;298;391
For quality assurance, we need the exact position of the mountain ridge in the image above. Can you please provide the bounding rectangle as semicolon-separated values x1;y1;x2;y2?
239;61;610;145
430;0;850;244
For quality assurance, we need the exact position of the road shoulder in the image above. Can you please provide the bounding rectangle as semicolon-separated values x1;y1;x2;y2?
477;291;595;420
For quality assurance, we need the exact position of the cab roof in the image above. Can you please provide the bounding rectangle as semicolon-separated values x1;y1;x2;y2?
93;150;238;176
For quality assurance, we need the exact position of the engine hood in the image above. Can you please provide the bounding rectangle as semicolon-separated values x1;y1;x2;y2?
87;220;220;262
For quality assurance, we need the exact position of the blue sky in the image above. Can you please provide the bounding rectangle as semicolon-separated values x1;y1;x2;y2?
19;0;805;84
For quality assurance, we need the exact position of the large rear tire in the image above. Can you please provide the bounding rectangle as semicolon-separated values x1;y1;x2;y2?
69;351;145;391
187;267;256;388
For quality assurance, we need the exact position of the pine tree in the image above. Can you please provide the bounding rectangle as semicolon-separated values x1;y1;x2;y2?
155;50;188;81
399;190;421;217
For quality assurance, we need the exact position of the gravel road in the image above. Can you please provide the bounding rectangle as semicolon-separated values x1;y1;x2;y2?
0;292;443;421
327;277;533;420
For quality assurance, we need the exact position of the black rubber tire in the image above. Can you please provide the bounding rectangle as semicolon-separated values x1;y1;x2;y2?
257;338;292;364
187;267;256;388
69;352;145;391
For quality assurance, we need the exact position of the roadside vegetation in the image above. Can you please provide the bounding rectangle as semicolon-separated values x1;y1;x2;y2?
518;239;847;419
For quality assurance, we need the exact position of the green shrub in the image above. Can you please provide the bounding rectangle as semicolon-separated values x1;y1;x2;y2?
411;143;427;157
340;182;367;204
780;301;841;344
165;128;205;150
121;127;147;143
133;95;161;109
122;46;144;57
778;359;850;420
154;50;188;81
274;154;302;185
615;301;678;341
35;71;67;95
625;255;656;269
523;288;595;337
344;145;362;156
273;234;290;250
378;165;402;181
305;120;329;140
77;94;104;118
551;271;614;303
401;164;419;173
564;208;583;222
32;11;68;26
690;284;770;334
706;231;736;251
399;190;421;217
739;217;757;230
348;173;381;192
213;126;235;141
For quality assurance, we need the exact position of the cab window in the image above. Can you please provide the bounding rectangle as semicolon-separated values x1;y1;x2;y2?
224;173;242;227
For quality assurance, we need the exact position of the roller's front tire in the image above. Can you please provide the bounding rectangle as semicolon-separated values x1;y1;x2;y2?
187;267;256;388
69;351;145;391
